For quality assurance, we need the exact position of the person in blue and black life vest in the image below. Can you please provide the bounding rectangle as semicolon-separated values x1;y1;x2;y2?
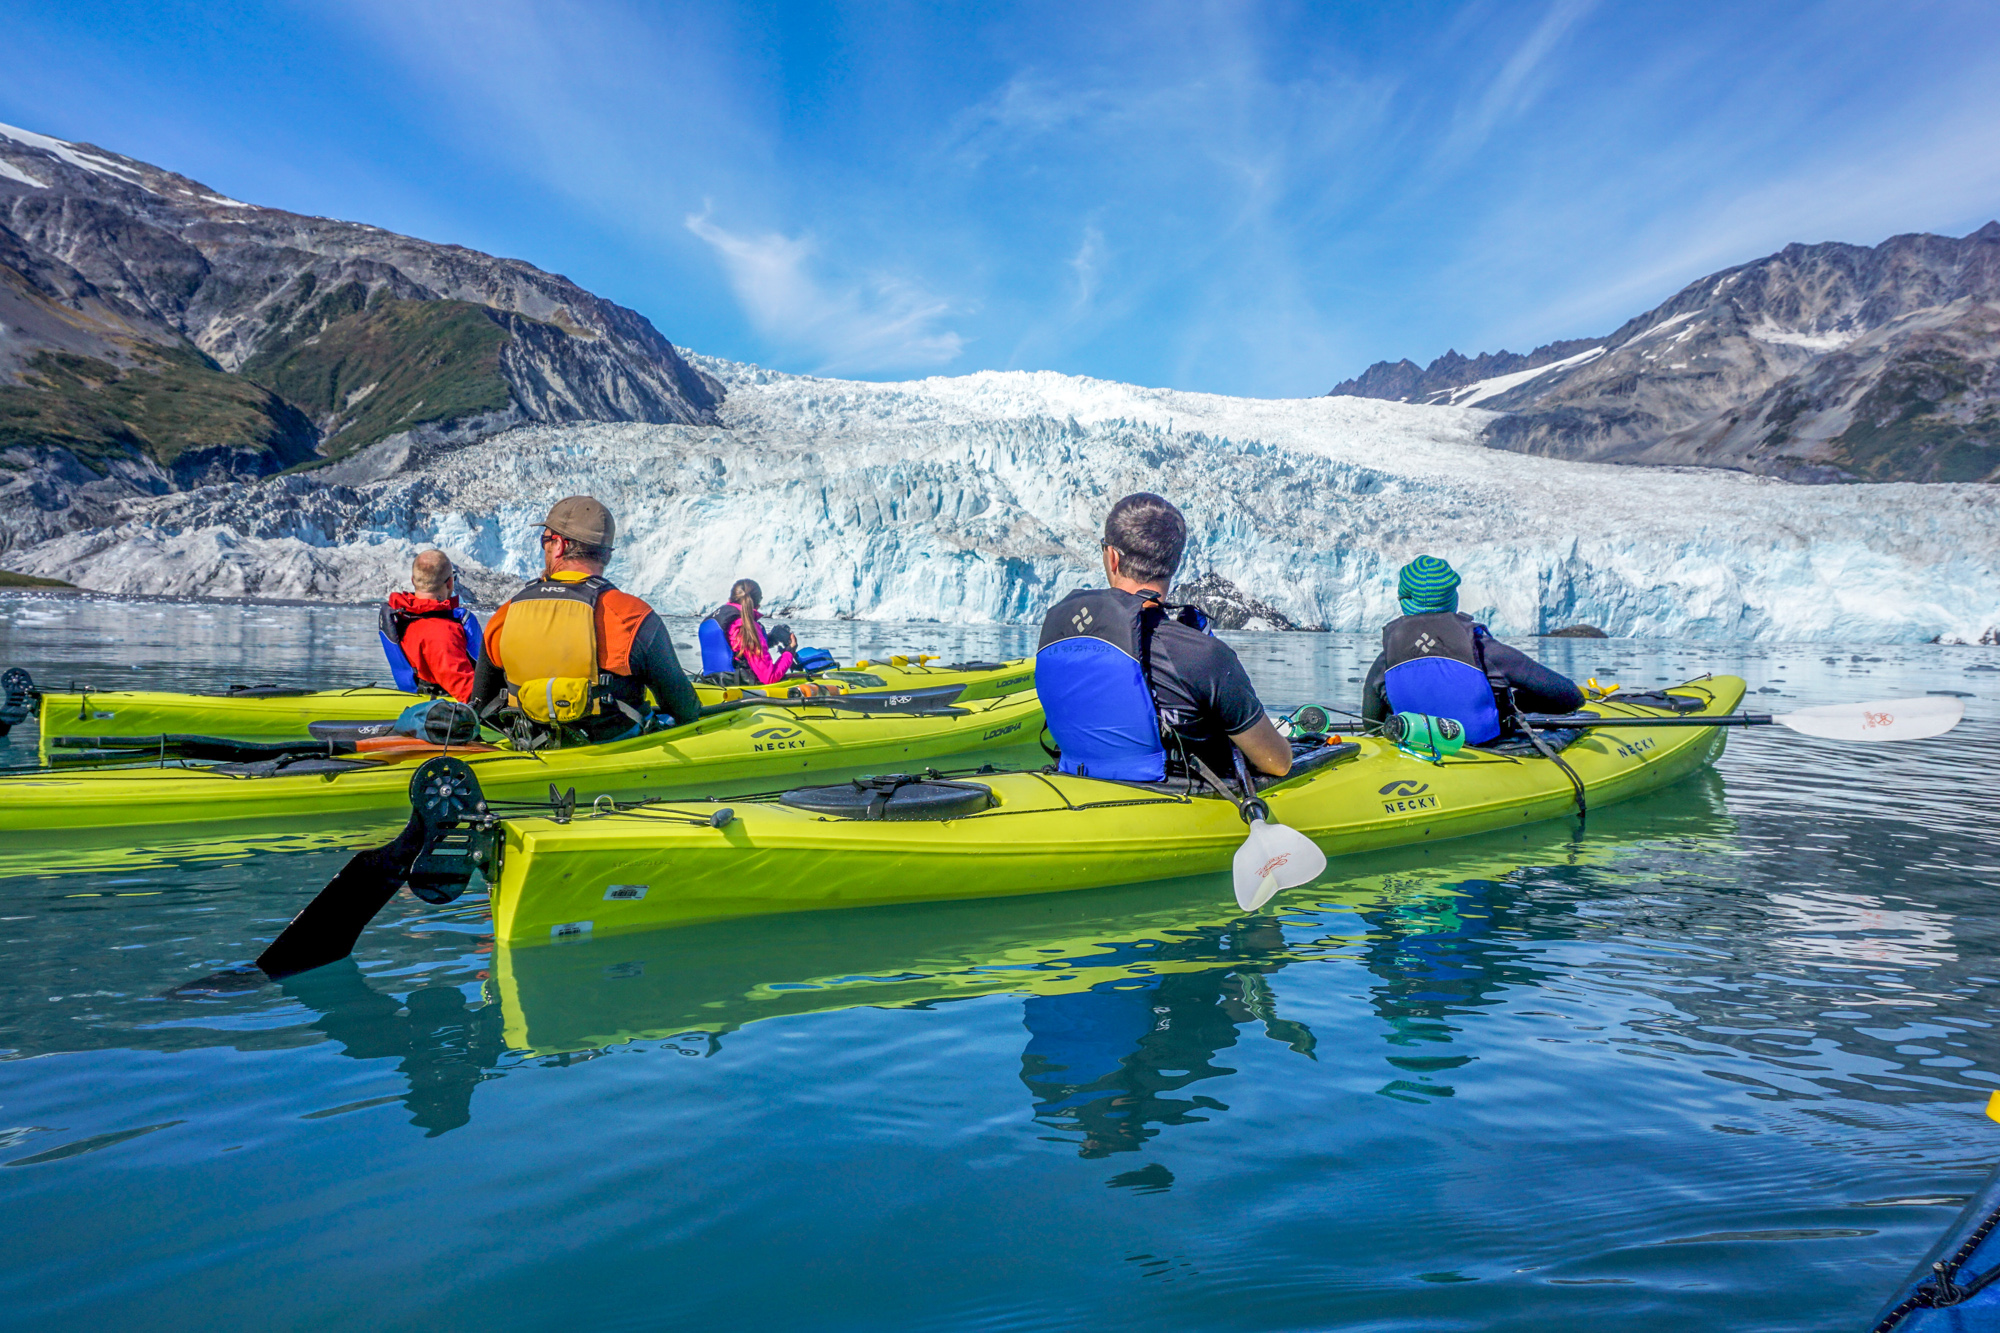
467;496;702;744
1360;555;1584;745
1035;493;1291;782
379;550;481;701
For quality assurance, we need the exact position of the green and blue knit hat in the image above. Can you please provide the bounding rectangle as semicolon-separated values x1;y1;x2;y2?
1397;555;1460;616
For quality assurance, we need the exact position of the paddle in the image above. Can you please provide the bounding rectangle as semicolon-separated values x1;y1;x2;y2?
1191;750;1328;913
1518;694;1964;742
256;757;491;979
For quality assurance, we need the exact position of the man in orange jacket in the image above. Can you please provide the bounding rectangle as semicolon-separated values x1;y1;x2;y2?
468;496;702;743
379;550;479;701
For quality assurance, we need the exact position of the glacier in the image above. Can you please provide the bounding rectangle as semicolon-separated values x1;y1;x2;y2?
7;355;1998;644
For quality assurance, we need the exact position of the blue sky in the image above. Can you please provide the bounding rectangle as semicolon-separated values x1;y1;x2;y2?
8;1;1999;397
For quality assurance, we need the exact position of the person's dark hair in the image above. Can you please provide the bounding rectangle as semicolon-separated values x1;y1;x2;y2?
1102;493;1186;586
562;538;612;566
730;578;763;610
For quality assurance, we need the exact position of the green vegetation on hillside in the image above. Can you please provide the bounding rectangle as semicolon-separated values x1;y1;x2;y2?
242;289;514;457
0;342;319;473
0;570;74;588
1827;347;2000;483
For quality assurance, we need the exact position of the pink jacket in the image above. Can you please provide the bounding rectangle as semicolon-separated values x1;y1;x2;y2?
724;602;795;684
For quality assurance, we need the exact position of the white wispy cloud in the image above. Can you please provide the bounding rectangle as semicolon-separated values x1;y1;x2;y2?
685;209;964;373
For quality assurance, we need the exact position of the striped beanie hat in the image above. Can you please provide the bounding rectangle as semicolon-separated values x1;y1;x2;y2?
1397;555;1460;615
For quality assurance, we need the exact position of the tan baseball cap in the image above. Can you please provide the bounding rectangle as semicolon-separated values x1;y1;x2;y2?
542;496;615;549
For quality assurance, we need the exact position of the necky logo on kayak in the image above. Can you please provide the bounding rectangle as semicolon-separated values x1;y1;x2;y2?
751;724;810;752
1614;736;1657;758
1378;779;1438;814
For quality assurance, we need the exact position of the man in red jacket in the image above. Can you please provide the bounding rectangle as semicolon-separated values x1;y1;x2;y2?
379;550;479;701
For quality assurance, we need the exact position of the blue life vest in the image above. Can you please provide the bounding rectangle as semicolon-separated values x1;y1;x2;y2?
1035;587;1168;781
698;616;735;674
1380;611;1501;744
378;601;482;694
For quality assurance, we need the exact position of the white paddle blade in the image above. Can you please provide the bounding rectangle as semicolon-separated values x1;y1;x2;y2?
1776;695;1964;743
1232;819;1328;912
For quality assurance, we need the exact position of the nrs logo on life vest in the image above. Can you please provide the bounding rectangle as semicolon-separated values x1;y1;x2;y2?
751;724;809;752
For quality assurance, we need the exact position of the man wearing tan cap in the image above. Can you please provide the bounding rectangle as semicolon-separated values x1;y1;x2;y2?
468;496;702;743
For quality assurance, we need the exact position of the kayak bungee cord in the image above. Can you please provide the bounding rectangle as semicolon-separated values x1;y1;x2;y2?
1871;1205;2000;1330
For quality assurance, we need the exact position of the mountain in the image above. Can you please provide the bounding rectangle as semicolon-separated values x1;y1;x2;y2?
0;121;720;552
9;356;1997;645
1330;224;2000;483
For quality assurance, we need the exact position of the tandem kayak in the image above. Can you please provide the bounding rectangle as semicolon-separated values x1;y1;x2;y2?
0;690;1045;834
488;775;1738;1057
28;657;1037;749
473;676;1746;944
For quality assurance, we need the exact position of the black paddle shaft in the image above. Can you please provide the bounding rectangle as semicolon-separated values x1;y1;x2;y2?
1517;713;1774;729
255;816;427;979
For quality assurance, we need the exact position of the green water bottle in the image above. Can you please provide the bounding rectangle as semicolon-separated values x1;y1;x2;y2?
1385;711;1465;761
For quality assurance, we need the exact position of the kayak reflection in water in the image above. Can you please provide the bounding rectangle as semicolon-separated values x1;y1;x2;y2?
280;961;505;1137
1017;920;1314;1158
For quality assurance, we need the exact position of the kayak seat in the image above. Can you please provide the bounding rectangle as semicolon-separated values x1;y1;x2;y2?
780;774;996;821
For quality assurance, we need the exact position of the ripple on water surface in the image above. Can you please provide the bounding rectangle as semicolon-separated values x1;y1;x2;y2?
0;594;1997;1331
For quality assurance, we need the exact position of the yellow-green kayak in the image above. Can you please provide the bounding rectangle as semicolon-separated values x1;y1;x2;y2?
483;678;1744;944
32;657;1035;749
0;690;1045;834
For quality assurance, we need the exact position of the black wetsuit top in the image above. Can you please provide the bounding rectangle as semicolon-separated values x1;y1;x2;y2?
1142;606;1267;775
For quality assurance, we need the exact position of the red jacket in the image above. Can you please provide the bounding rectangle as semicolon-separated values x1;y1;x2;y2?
389;592;477;701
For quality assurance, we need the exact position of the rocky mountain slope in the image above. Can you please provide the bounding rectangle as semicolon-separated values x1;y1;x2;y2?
0;121;720;552
1332;224;2000;483
8;356;1996;644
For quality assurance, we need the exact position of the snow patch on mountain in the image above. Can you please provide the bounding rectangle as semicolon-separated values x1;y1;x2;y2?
1430;346;1606;408
0;122;143;187
8;357;1998;644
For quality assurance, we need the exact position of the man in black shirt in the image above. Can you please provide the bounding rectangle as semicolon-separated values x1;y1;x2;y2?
1035;494;1289;780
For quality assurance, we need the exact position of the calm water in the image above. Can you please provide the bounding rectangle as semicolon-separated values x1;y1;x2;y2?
1;592;1997;1332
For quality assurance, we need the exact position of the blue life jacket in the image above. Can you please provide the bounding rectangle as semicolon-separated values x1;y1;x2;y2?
1380;611;1502;745
1035;587;1169;781
379;600;482;694
698;616;735;675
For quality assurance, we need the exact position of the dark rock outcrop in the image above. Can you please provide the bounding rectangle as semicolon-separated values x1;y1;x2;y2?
1169;571;1324;632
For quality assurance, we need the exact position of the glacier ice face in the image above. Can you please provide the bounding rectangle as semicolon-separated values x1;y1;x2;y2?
8;355;1998;644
